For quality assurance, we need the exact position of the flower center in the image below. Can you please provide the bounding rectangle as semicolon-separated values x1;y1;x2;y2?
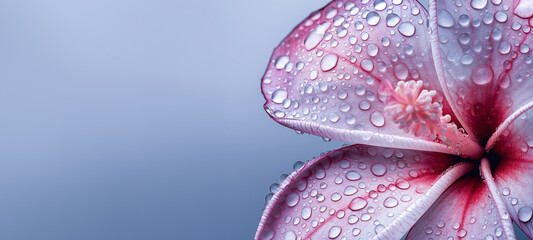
380;80;452;139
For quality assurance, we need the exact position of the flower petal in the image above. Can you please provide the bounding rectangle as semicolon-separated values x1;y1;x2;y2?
407;177;513;240
491;108;533;238
262;0;482;157
428;0;533;141
255;145;472;240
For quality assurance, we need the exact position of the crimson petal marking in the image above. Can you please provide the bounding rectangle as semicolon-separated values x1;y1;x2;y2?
480;158;516;240
407;177;512;240
255;145;466;240
262;0;480;156
429;0;533;142
492;108;533;238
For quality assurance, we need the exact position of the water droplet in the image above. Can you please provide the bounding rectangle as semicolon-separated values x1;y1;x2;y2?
321;53;339;72
395;178;410;189
359;100;371;111
370;163;387;176
495;10;508;23
349;197;368;211
275;55;290;69
457;229;467;238
331;193;342;202
361;59;374;72
383;197;399;208
346;171;362;181
304;22;332;50
374;0;387;11
370;111;385;127
344;185;358;195
284;230;296;240
471;0;488;10
471;64;494;85
437;9;455;28
286;193;300;207
398;22;416;37
518;206;533;222
366;11;381;26
367;43;379;57
386;13;400;27
272;89;288;104
514;0;533;18
328;226;342;239
302;207;312;220
499;41;512;54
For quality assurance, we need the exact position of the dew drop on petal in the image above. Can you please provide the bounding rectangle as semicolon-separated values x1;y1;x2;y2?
471;0;488;10
321;53;339;72
275;55;290;69
272;89;288;104
302;207;312;220
518;206;533;222
383;197;399;208
386;13;401;27
366;11;381;26
328;226;342;239
514;0;533;19
370;111;385;127
398;22;415;37
304;22;332;50
471;64;494;85
286;193;300;207
437;9;455;28
284;230;297;240
346;171;362;181
371;163;387;176
349;197;368;211
361;59;374;72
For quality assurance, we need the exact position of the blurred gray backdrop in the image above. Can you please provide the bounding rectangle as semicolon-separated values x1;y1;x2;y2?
0;0;528;239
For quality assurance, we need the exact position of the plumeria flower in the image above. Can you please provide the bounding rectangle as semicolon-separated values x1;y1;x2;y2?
256;0;533;239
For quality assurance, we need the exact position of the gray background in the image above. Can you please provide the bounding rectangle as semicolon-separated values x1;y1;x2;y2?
0;0;528;239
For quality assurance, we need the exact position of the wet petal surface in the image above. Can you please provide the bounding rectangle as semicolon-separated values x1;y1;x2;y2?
262;0;480;156
492;108;533;238
255;145;469;240
429;0;533;141
407;177;511;240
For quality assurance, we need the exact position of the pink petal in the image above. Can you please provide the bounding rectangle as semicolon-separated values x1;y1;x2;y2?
428;0;533;142
262;0;481;157
406;177;512;239
491;108;533;238
255;145;472;240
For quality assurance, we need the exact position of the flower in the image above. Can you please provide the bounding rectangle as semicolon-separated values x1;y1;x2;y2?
256;0;533;239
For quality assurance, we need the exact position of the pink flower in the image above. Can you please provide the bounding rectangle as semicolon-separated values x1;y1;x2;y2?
256;0;533;239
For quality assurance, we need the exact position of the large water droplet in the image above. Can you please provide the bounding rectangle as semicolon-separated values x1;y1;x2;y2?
366;11;381;26
367;43;379;57
383;197;399;208
370;163;387;176
398;22;416;37
471;0;488;10
518;206;533;222
437;9;455;28
349;197;368;211
370;111;385;127
284;230;296;240
395;178;410;189
302;206;312;220
471;64;494;85
272;89;288;104
304;22;332;50
514;0;533;19
328;226;342;239
286;193;300;207
386;13;400;27
321;53;339;72
495;10;508;23
275;55;290;70
346;171;362;181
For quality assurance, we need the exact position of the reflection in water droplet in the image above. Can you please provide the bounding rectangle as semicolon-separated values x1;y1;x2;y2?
349;197;368;211
371;163;387;176
398;22;416;37
471;0;488;10
321;53;339;72
471;65;494;85
328;226;342;239
370;111;385;127
437;9;455;28
518;206;533;222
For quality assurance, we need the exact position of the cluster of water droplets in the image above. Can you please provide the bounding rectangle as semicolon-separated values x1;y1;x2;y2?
262;0;443;140
259;146;451;240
